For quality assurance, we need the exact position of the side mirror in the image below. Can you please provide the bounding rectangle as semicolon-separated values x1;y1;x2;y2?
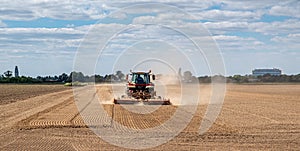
152;75;155;80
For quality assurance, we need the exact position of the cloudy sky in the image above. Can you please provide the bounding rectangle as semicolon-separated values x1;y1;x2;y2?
0;0;299;77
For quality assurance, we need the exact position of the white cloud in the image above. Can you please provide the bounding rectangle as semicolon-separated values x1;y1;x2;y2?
0;0;110;20
213;35;253;41
220;0;282;10
270;33;300;51
196;10;263;21
203;19;300;35
0;0;299;75
0;27;87;59
269;1;300;18
204;21;249;34
212;35;265;52
132;15;188;26
0;0;297;22
249;19;300;35
271;33;300;42
0;27;85;34
109;11;128;19
0;0;265;21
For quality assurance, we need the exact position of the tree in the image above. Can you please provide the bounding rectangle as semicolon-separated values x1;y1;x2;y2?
15;66;19;77
212;75;226;82
4;70;13;78
104;74;117;82
115;70;125;81
232;75;242;82
183;71;192;83
198;76;211;83
260;73;274;82
68;71;85;82
58;73;68;82
95;74;104;83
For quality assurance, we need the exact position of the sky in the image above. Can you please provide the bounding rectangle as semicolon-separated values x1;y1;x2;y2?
0;0;299;77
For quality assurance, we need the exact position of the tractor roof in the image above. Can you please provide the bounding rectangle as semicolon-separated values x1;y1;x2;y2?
130;70;152;74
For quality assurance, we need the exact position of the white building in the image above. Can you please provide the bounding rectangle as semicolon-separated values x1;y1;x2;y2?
252;68;281;76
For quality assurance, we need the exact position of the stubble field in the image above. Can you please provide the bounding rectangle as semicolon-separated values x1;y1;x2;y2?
0;83;299;150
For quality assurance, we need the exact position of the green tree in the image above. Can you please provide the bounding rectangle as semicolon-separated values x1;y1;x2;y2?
4;70;13;78
68;71;85;82
95;74;104;83
115;70;125;81
58;73;68;82
232;75;242;82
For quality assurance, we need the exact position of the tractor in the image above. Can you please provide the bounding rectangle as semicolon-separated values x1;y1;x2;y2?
113;70;171;105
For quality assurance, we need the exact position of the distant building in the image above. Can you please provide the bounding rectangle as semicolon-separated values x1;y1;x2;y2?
15;66;19;77
252;68;281;76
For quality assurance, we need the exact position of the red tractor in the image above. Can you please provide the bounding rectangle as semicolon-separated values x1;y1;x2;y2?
114;70;171;105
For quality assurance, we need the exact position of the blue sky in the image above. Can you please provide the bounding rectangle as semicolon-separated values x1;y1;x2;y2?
0;0;299;77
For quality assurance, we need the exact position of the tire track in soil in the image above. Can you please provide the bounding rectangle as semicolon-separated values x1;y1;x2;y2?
107;105;178;130
2;84;300;150
29;100;75;128
69;88;101;128
0;89;72;118
12;85;271;149
17;96;78;130
19;86;108;130
13;85;239;144
73;87;116;128
70;84;180;132
0;130;25;150
16;87;90;129
0;89;75;150
0;89;74;130
223;107;280;124
1;131;75;151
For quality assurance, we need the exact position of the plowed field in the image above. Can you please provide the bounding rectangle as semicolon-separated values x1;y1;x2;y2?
0;84;299;150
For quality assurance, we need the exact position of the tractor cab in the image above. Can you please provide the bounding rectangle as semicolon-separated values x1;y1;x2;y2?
132;73;150;84
126;71;155;94
114;70;170;105
127;71;155;85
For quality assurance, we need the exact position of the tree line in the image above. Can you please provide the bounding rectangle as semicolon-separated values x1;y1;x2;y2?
0;71;125;84
197;74;300;83
226;74;300;83
1;70;299;84
181;71;300;83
